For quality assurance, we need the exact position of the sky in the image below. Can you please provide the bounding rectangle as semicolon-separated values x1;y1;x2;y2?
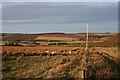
2;0;120;2
2;2;118;33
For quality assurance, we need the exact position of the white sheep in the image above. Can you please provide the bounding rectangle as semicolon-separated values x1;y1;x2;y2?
45;51;49;53
51;51;56;54
69;51;72;54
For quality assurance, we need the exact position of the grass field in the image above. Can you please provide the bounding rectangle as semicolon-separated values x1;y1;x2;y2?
2;46;120;79
1;33;120;79
35;36;78;41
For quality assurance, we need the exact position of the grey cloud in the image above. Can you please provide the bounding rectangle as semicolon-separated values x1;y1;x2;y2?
2;2;118;33
3;2;117;24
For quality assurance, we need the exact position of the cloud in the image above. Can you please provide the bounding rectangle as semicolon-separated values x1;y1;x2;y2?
2;0;120;2
3;19;32;23
2;2;118;33
3;2;117;23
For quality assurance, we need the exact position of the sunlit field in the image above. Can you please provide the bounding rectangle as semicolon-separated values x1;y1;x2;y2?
2;46;120;79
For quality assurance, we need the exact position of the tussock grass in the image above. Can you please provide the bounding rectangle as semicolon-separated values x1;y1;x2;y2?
2;47;120;79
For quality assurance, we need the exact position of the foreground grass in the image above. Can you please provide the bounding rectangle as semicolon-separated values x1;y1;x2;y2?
2;52;120;79
2;55;83;78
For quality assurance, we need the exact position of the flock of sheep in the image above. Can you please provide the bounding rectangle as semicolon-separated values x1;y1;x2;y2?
43;49;81;56
2;48;85;57
3;47;110;57
29;48;84;56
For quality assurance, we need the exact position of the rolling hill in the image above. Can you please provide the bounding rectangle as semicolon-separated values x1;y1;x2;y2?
2;33;100;41
94;33;120;47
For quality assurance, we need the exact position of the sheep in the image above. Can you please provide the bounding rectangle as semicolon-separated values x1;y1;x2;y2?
70;50;79;55
42;50;48;56
45;51;49;53
69;51;72;54
51;51;56;56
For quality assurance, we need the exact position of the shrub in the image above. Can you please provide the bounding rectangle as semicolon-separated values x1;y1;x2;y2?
48;43;57;45
58;43;68;45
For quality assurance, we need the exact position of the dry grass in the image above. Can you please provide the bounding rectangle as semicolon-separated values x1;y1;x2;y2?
2;46;120;79
35;36;78;41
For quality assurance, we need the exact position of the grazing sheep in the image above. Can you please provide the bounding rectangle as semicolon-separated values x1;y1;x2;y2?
45;51;49;53
69;51;72;54
42;51;48;56
51;51;56;56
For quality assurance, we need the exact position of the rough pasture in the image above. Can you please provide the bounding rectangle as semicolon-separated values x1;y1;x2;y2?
2;47;120;79
2;46;85;56
1;46;120;79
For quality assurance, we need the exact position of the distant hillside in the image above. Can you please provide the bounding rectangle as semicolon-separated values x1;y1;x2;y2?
2;34;39;41
36;32;65;35
2;33;99;41
94;33;120;47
